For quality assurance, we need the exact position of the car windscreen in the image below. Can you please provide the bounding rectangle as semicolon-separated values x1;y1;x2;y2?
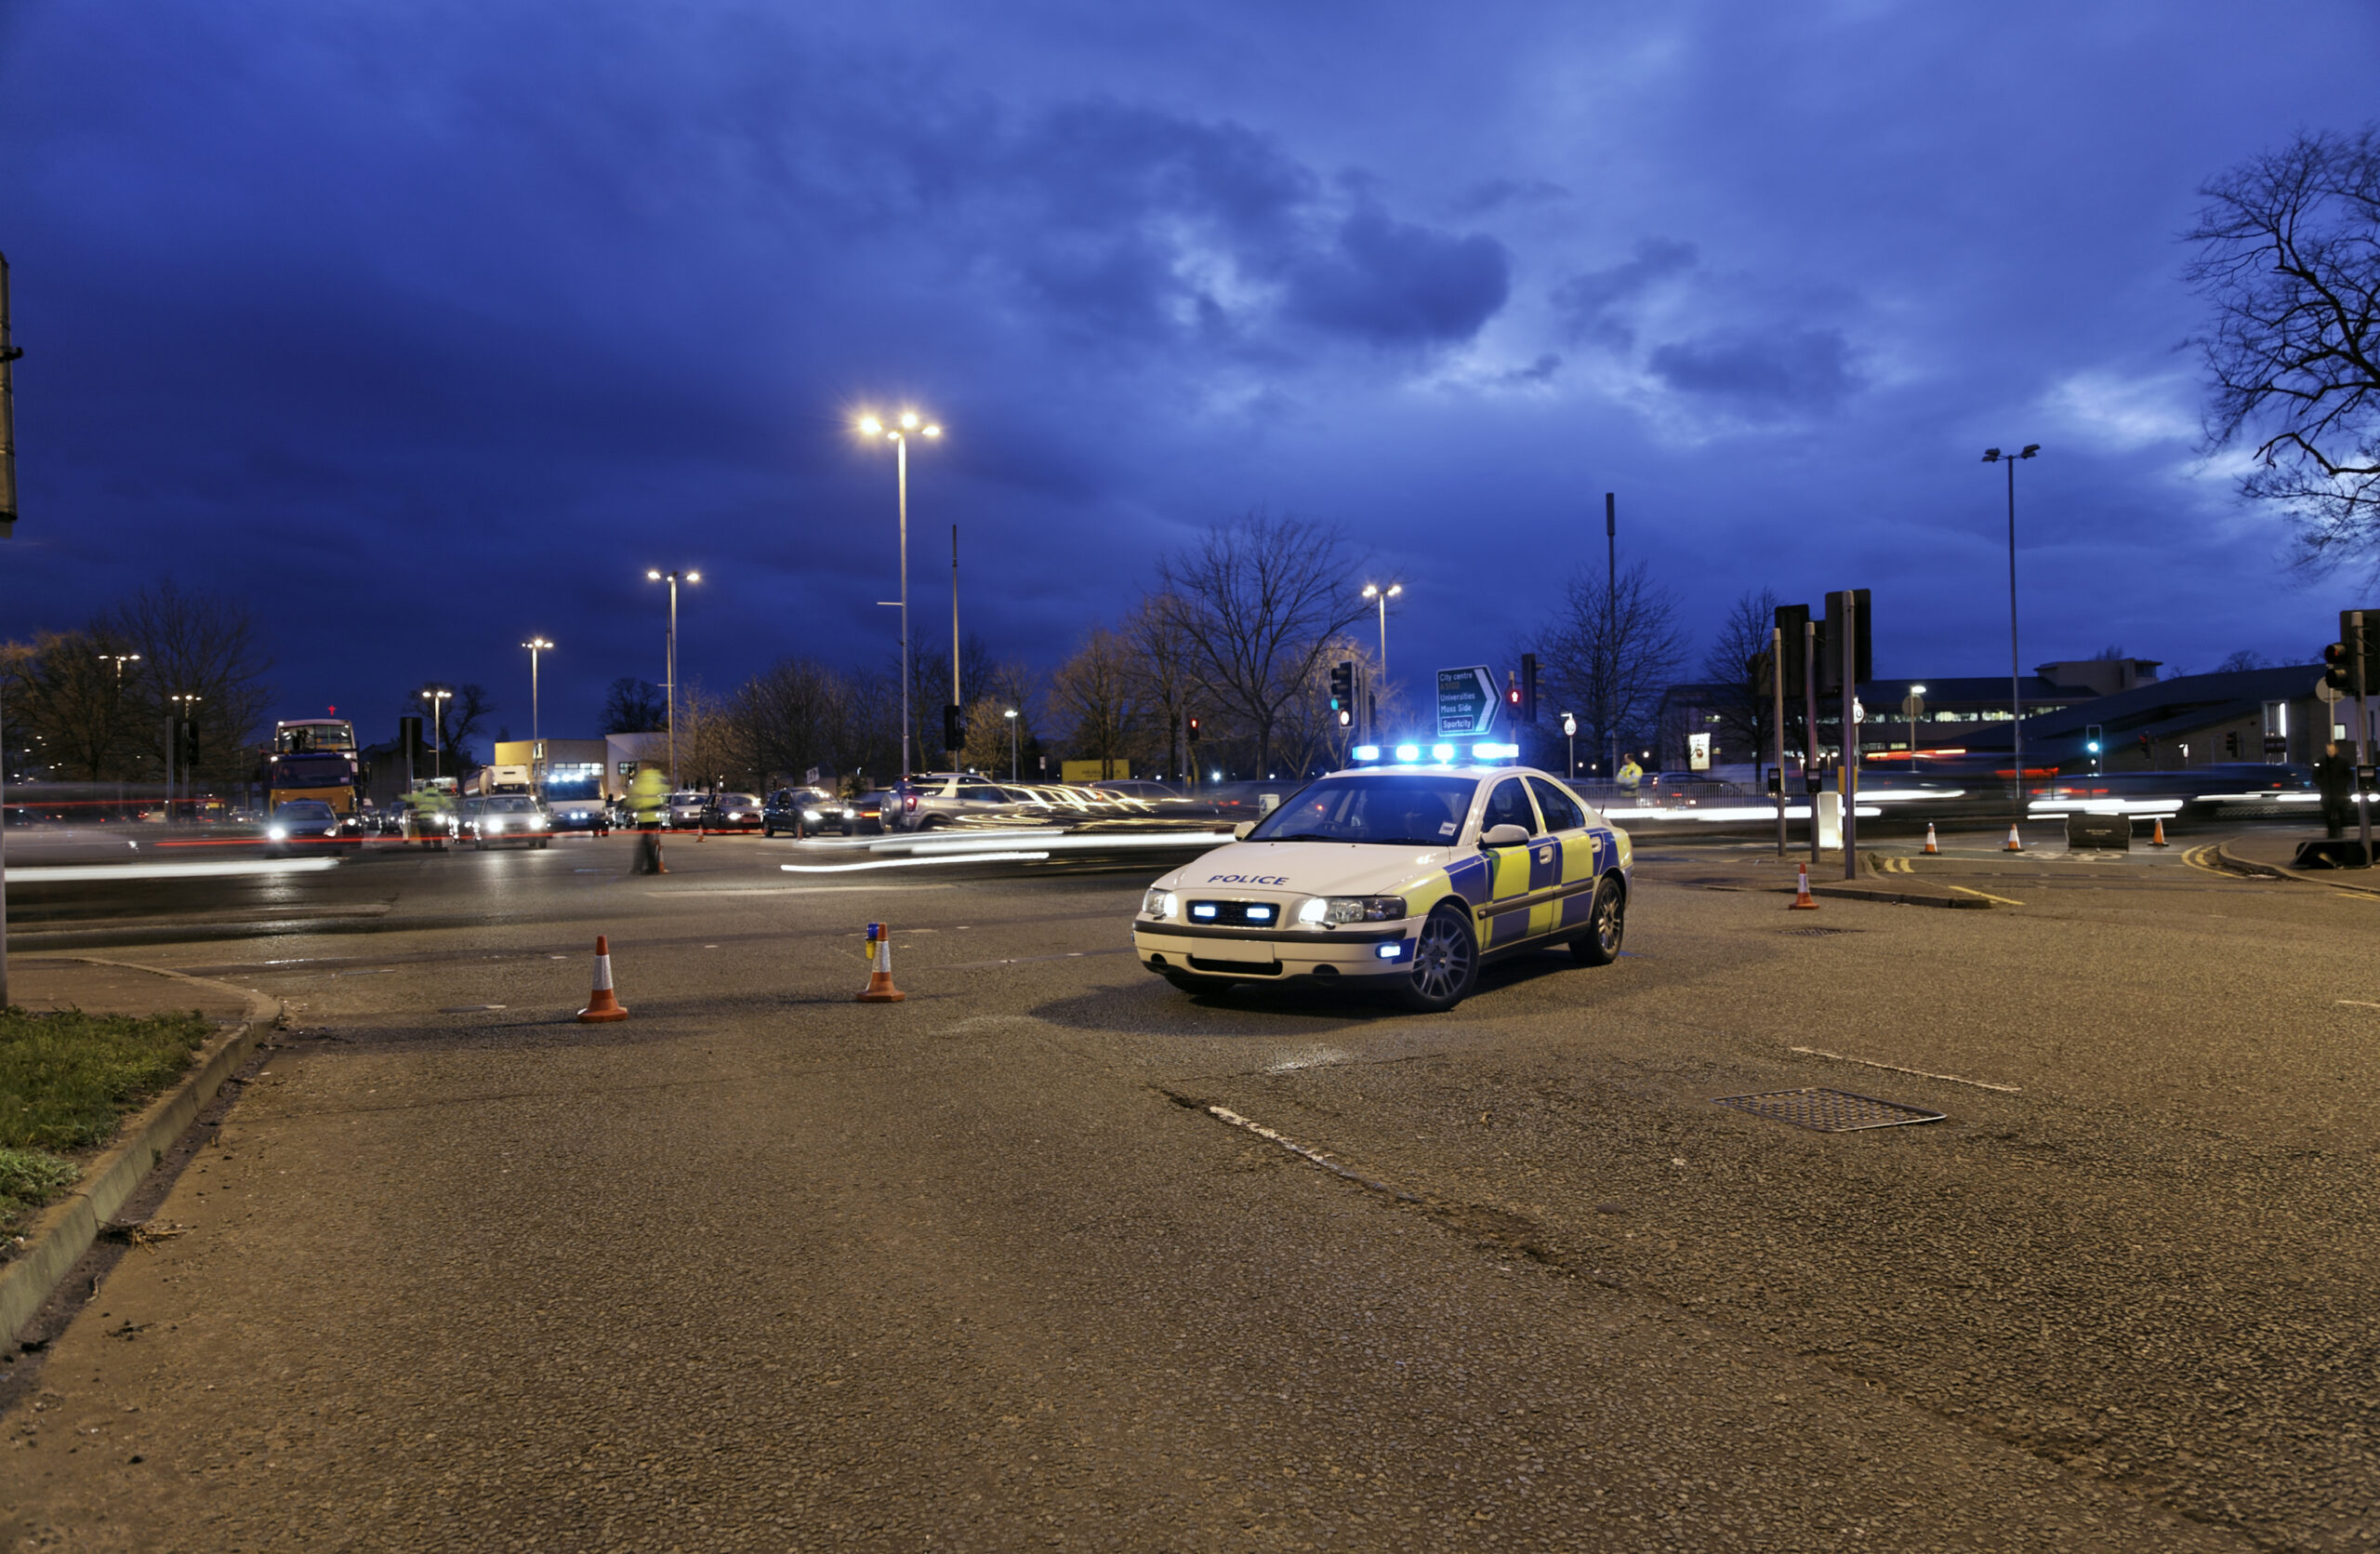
488;797;539;812
271;803;336;820
718;794;760;806
1244;776;1477;846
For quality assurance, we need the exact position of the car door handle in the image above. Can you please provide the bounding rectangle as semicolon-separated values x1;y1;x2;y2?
1537;846;1553;862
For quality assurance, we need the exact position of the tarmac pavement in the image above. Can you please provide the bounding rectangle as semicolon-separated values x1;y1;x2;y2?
3;826;2373;1550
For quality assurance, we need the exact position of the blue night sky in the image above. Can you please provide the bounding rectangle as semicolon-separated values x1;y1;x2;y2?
3;1;2375;741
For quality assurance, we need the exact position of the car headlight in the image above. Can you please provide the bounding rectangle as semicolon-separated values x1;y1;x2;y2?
1297;896;1407;925
266;826;287;841
1142;886;1178;919
484;819;504;832
801;809;823;821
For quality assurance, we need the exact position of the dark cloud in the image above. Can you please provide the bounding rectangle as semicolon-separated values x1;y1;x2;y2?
1284;206;1511;346
1646;326;1861;416
1550;239;1698;350
1448;176;1570;216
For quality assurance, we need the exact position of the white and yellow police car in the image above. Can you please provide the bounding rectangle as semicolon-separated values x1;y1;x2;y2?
1133;763;1631;1012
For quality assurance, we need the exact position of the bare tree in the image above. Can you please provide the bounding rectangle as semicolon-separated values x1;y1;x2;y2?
2215;648;2269;672
1698;587;1782;764
415;682;496;776
1157;512;1369;774
1047;626;1141;780
602;677;667;735
959;696;1016;777
1121;592;1196;782
1537;561;1686;774
99;580;273;784
14;631;128;780
2187;126;2380;578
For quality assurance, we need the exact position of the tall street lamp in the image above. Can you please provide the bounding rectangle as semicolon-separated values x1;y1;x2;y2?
420;686;453;783
1982;445;2040;808
521;638;553;746
1561;711;1578;777
168;692;201;815
858;409;941;779
1360;582;1401;741
645;571;699;790
1003;707;1019;780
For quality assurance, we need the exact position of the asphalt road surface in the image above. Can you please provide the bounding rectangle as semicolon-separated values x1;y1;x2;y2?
5;827;2375;1551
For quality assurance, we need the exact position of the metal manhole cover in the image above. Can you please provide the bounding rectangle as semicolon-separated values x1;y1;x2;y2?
1780;926;1852;936
1712;1087;1945;1133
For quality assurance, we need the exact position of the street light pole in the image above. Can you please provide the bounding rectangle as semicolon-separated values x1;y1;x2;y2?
859;411;942;780
1360;582;1402;745
522;637;552;789
420;687;453;784
168;693;202;818
1982;445;2039;813
1004;707;1019;781
1605;492;1618;780
645;572;699;790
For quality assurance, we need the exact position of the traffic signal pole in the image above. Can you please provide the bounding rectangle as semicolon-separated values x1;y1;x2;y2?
1771;625;1787;857
1804;619;1820;870
1840;590;1858;878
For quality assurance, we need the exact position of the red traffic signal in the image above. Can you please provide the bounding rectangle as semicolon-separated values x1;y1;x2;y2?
2326;639;2357;693
1186;715;1201;741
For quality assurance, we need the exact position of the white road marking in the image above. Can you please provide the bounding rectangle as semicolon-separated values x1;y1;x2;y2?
4;857;341;882
1947;883;2024;906
1790;1044;2022;1094
2335;1000;2380;1011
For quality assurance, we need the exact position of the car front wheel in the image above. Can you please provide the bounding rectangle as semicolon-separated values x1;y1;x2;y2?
1571;876;1625;966
1395;904;1478;1013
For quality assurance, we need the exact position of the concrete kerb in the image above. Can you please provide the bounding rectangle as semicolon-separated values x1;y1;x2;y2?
2212;840;2380;897
0;960;281;1347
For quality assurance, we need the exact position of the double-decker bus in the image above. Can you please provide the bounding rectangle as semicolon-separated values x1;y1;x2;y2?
264;717;364;814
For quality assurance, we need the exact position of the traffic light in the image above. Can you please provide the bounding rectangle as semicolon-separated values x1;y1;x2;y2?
1820;589;1872;693
2137;733;2151;759
180;719;201;769
1519;653;1540;724
2084;724;2102;755
1186;714;1201;743
2225;731;2241;758
943;703;965;752
1504;670;1523;714
1329;661;1354;727
2330;608;2374;696
1773;604;1811;701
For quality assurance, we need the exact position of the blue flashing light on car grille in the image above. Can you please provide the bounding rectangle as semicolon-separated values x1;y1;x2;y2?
1377;942;1406;960
1246;905;1274;922
1353;745;1381;762
1191;903;1219;919
1394;743;1421;762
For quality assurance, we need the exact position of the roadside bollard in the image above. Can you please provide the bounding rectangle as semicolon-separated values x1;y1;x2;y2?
855;922;906;1003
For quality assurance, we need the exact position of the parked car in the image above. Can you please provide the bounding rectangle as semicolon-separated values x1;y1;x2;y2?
665;790;708;829
1091;778;1186;802
705;791;766;831
762;788;851;837
458;794;552;849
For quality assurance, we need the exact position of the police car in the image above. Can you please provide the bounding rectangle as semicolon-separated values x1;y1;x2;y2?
1133;763;1631;1012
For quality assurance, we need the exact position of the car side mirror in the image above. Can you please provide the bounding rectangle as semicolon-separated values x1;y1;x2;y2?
1481;823;1530;849
1233;821;1256;840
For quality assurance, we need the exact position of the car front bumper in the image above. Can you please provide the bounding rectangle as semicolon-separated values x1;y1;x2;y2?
1130;919;1418;981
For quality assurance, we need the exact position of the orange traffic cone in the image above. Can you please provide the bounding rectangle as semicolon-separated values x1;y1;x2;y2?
2150;817;2170;848
577;936;629;1022
855;922;906;1003
1790;864;1819;910
2003;824;2025;853
1922;823;1940;855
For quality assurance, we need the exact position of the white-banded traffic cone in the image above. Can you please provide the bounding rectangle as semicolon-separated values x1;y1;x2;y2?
577;935;629;1022
1790;864;1819;910
1922;823;1940;855
2150;817;2170;848
855;922;906;1003
2003;824;2025;853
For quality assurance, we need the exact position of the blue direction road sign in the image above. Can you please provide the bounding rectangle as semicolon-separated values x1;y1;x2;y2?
1435;665;1498;737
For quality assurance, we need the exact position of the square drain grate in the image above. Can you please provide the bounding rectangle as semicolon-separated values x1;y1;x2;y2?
1712;1086;1945;1133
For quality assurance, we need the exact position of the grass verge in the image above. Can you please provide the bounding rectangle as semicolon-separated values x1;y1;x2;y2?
0;1005;214;1235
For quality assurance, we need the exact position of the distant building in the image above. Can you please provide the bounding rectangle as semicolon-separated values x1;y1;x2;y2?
1963;664;2348;771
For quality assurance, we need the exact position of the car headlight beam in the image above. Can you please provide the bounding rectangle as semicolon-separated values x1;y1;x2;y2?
1141;886;1178;919
1300;895;1407;925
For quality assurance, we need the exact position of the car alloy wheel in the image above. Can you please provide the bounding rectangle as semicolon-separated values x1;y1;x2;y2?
1397;904;1477;1012
1573;877;1625;966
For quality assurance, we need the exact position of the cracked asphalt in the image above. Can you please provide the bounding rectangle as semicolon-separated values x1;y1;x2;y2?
4;827;2373;1550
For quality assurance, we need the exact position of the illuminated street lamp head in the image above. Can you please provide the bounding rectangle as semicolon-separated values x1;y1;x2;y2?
523;637;554;652
900;411;917;429
859;410;941;442
858;416;881;435
1361;581;1404;600
1911;684;1926;696
646;568;662;580
686;571;701;584
1003;708;1018;721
